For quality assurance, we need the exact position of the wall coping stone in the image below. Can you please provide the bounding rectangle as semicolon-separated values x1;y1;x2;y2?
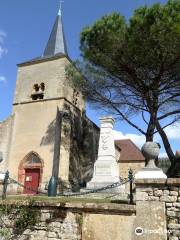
135;179;166;185
135;178;180;186
0;200;136;214
167;178;180;186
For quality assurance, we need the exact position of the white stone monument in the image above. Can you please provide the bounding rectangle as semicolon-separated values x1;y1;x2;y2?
135;142;167;179
87;116;121;190
0;173;5;181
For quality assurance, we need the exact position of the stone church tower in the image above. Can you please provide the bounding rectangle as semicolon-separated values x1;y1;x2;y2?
0;10;99;194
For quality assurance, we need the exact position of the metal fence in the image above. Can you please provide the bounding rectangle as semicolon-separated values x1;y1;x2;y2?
0;169;134;204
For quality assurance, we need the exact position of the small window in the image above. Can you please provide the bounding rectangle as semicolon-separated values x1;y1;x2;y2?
73;89;79;106
31;83;45;100
40;83;45;91
33;84;39;92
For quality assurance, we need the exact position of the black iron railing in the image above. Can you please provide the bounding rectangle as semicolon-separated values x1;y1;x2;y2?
0;169;135;204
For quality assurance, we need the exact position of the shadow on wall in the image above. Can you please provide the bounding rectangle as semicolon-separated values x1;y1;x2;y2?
69;113;99;191
38;106;99;191
40;119;56;152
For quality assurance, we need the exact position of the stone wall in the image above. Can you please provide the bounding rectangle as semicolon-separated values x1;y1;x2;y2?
0;201;136;240
4;54;98;194
14;57;85;112
119;161;145;179
0;116;14;172
135;179;180;240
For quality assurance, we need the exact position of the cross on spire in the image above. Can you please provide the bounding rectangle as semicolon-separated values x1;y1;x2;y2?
43;0;67;57
58;0;64;16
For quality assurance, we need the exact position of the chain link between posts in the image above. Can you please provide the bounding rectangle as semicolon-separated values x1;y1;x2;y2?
0;170;134;201
57;178;130;197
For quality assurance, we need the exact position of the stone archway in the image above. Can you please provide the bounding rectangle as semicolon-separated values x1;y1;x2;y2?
18;152;44;193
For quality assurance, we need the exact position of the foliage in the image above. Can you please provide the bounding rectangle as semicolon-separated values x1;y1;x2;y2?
0;200;40;237
14;200;40;235
0;228;11;240
66;0;180;172
75;213;83;227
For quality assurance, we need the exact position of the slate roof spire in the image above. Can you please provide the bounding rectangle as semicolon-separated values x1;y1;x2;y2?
43;5;67;57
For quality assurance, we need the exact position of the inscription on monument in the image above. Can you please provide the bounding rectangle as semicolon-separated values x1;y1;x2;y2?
101;131;110;150
95;164;111;176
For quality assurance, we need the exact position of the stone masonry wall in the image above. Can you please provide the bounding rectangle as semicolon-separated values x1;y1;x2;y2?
0;201;136;240
0;202;82;240
135;179;180;240
0;116;14;172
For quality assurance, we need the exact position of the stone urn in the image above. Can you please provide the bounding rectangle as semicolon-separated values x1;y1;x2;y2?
135;142;167;179
141;142;160;168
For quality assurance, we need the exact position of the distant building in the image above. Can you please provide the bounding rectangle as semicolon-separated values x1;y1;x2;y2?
115;139;145;178
176;151;180;157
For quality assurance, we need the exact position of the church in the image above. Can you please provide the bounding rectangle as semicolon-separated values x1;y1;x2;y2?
0;9;144;194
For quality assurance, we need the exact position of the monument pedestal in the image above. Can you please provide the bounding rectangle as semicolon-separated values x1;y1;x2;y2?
87;160;122;191
87;117;124;193
135;167;167;179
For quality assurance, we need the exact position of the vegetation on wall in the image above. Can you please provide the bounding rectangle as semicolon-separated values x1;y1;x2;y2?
0;200;40;238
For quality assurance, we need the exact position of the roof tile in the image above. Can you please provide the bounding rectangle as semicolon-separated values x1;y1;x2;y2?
115;139;145;161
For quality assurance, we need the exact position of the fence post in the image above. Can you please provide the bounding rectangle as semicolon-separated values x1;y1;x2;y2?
128;169;134;204
48;176;57;197
2;171;9;200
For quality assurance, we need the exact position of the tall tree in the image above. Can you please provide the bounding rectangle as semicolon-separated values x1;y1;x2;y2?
67;0;180;175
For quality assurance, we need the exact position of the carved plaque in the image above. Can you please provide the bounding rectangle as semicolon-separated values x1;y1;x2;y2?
95;164;111;176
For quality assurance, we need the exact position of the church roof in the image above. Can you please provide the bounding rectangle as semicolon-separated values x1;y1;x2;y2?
115;139;145;162
17;53;67;67
18;10;68;66
43;11;67;57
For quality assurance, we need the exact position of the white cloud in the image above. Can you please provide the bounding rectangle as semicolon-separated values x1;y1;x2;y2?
0;30;8;58
0;30;7;44
0;46;8;58
159;152;168;158
113;123;179;156
0;76;7;83
113;130;146;149
164;123;180;140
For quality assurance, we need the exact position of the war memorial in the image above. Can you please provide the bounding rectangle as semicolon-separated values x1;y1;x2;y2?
0;1;179;240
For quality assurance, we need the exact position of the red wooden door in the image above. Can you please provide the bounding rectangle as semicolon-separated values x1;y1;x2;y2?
24;168;40;194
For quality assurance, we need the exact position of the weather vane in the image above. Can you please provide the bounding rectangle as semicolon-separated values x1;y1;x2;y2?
58;0;64;16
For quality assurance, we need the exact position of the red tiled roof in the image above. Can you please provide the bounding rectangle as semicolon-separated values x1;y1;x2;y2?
115;139;145;161
176;151;180;157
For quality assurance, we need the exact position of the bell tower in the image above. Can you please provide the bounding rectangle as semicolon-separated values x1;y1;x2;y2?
7;9;87;193
13;10;85;111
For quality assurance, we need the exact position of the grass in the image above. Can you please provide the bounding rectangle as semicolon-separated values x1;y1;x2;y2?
0;195;129;204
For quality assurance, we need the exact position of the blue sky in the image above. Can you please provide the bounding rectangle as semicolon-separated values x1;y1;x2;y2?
0;0;179;155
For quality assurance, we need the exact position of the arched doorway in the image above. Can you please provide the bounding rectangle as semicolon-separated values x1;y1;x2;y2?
18;152;44;194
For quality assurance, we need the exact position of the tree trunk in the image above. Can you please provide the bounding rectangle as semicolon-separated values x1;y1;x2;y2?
144;116;156;165
155;119;177;177
146;116;156;142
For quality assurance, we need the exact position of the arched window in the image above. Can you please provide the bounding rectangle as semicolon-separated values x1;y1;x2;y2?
25;153;41;165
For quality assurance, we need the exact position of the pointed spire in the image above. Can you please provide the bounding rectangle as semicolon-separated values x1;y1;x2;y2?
58;0;64;16
43;3;67;57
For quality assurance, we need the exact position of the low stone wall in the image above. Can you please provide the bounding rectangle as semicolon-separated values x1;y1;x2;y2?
135;179;180;240
1;178;180;240
0;201;136;240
